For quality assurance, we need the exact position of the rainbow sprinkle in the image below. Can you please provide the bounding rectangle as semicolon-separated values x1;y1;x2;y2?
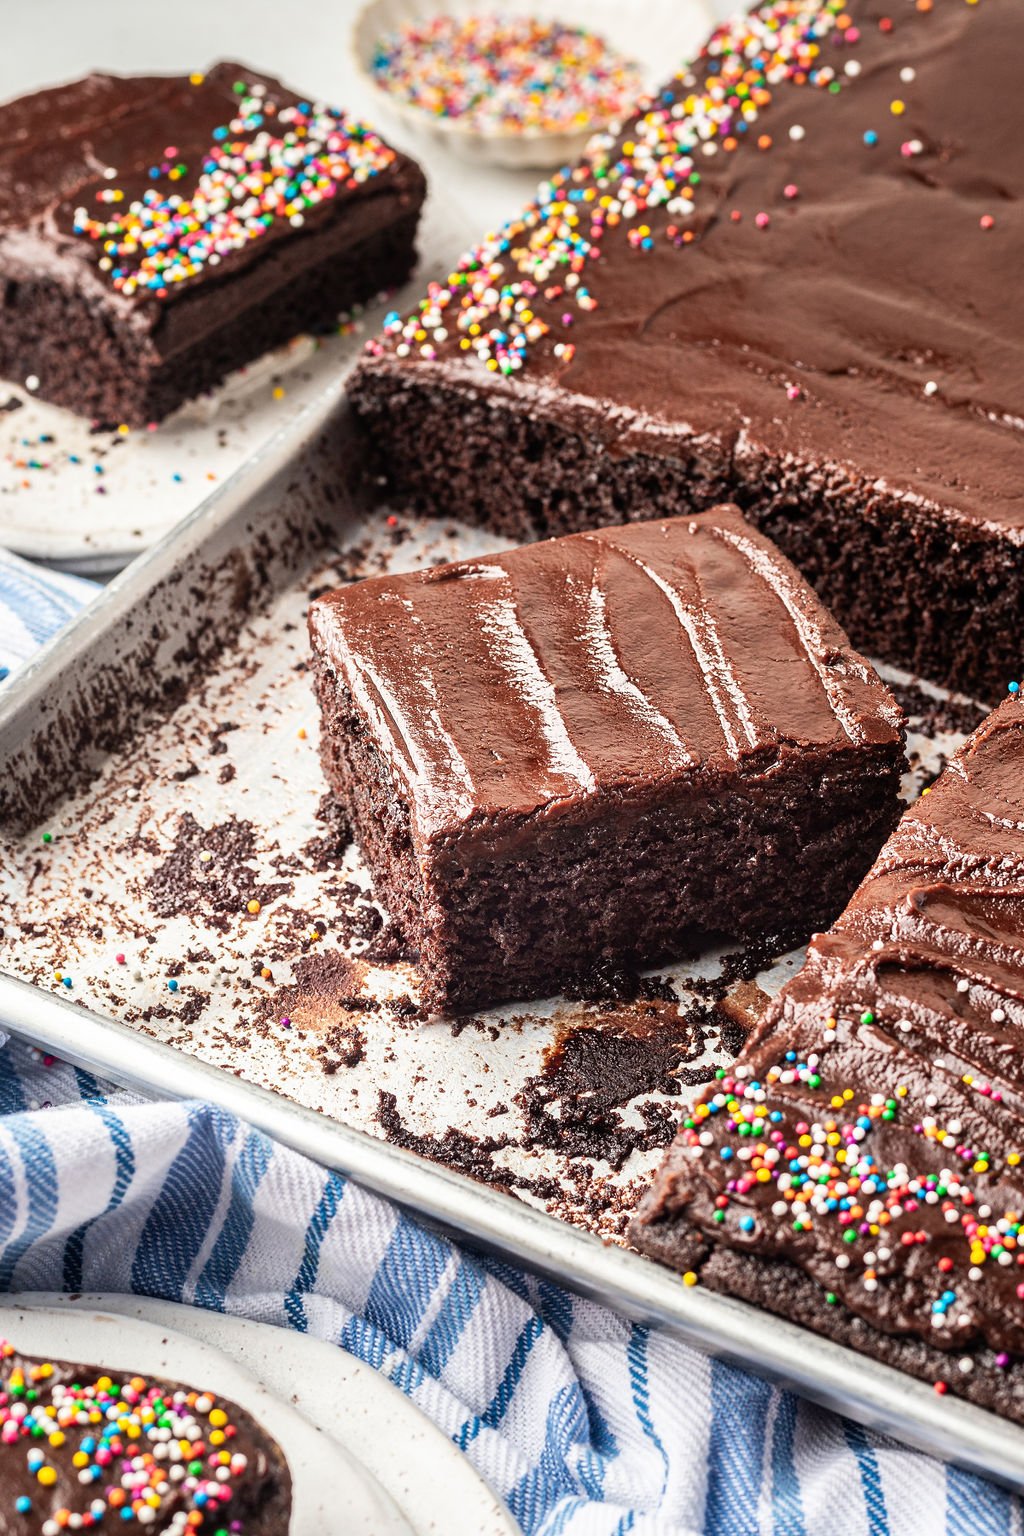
681;1019;1024;1330
73;80;396;299
368;0;980;380
371;15;644;136
0;1339;260;1530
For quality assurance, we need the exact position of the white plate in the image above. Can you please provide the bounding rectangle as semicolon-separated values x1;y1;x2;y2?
5;1293;520;1536
352;0;716;168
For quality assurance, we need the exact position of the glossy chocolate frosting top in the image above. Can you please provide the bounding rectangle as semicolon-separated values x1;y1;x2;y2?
0;62;413;324
309;506;903;847
638;695;1024;1356
360;0;1024;536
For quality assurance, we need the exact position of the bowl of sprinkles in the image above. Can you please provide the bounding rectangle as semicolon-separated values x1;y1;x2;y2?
353;0;647;166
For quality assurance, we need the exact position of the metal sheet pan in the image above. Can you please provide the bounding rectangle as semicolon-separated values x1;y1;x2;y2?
0;370;1020;1490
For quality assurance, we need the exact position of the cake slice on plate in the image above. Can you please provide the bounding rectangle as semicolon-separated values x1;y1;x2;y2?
309;506;905;1013
632;694;1024;1421
0;63;426;425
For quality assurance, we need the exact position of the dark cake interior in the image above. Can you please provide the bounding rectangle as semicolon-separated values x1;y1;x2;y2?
348;0;1023;703
632;695;1024;1423
310;507;905;1012
0;63;426;425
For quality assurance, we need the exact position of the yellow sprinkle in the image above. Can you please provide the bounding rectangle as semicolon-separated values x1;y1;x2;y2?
297;727;307;740
247;900;261;915
37;1466;57;1486
209;1407;228;1428
190;72;206;86
682;1271;698;1287
272;386;285;400
48;1432;65;1448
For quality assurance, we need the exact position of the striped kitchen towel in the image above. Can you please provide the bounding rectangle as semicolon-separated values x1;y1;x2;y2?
0;547;97;681
0;1040;1017;1536
0;570;1019;1534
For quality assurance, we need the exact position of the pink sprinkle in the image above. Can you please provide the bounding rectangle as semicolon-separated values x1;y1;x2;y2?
115;953;126;965
755;211;771;230
786;384;803;401
783;183;799;199
730;209;742;222
980;214;995;230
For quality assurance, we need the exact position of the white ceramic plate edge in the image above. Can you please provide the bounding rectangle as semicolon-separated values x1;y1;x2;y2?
6;1293;521;1536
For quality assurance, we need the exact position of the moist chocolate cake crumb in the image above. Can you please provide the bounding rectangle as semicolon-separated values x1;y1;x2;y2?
377;1091;561;1202
300;793;353;870
562;962;680;1005
518;1001;711;1170
889;681;987;739
146;813;287;930
317;1023;366;1073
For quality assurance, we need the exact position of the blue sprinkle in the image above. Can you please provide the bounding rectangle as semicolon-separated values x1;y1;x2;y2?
167;978;179;993
720;1148;734;1161
62;976;73;989
864;130;879;146
740;1215;755;1233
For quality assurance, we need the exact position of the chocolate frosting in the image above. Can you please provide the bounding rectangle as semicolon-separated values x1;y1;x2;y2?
0;1343;291;1532
637;696;1024;1356
358;0;1024;537
0;63;415;335
309;506;903;846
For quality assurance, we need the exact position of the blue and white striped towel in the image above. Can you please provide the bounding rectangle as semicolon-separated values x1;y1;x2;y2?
0;559;1019;1535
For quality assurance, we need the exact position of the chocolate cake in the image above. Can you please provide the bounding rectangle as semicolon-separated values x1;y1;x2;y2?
632;695;1024;1422
0;63;426;425
309;506;905;1013
348;0;1023;704
0;1338;291;1531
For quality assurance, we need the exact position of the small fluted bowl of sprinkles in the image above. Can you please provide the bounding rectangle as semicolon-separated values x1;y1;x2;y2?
353;1;647;166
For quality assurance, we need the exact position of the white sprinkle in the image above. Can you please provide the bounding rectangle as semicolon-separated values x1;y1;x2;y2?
959;1357;974;1374
25;374;39;392
924;380;938;396
900;67;917;83
956;978;970;993
844;59;862;78
993;1007;1007;1023
789;124;805;142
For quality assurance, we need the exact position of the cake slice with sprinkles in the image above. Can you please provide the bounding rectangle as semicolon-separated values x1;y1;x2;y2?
349;0;1023;704
309;505;904;1013
0;1338;292;1530
633;692;1024;1423
0;62;425;425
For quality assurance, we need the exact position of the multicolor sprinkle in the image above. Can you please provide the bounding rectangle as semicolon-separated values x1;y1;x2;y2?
681;1004;1024;1336
0;1340;255;1531
368;0;870;376
370;15;643;137
368;0;982;380
73;80;396;298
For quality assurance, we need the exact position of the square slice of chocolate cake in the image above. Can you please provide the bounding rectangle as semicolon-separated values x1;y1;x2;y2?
309;506;905;1013
348;0;1023;704
0;63;426;425
632;694;1024;1423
